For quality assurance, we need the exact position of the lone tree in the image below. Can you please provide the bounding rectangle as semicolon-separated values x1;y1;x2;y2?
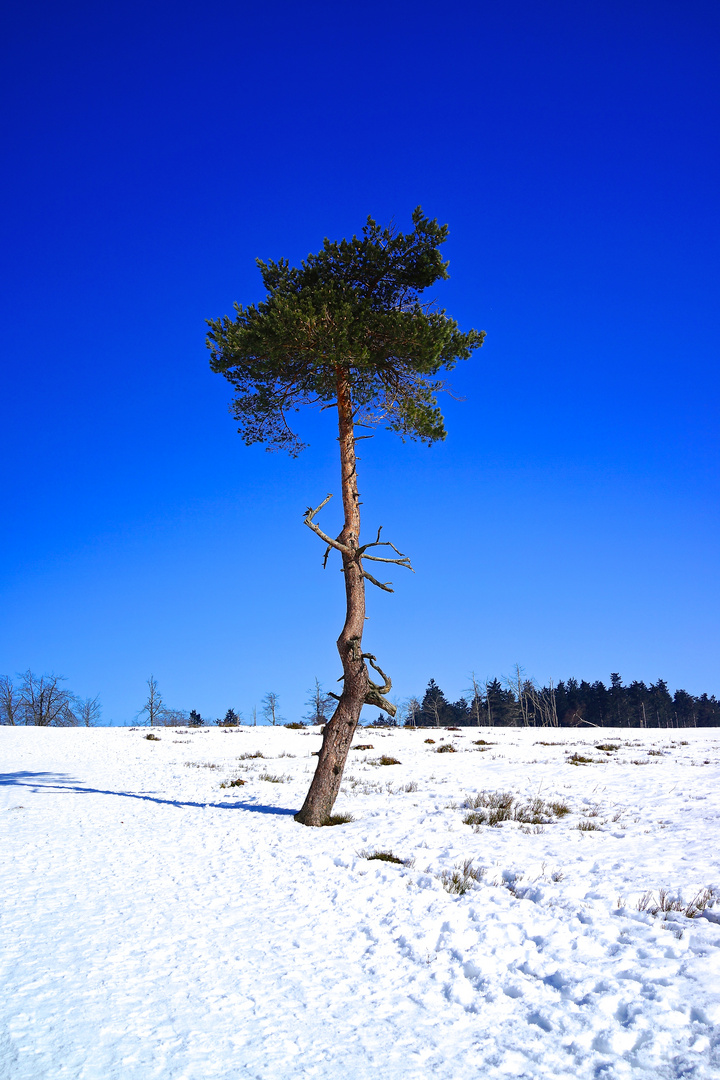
207;208;484;825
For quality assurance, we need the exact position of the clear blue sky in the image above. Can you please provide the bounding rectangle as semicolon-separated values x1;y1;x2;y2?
1;0;718;724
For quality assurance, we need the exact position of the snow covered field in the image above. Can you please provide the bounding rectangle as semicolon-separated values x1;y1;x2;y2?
1;724;719;1080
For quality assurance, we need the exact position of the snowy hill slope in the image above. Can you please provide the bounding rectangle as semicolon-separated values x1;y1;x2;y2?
1;725;719;1079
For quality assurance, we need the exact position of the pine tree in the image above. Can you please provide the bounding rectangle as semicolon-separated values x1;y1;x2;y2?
207;209;483;824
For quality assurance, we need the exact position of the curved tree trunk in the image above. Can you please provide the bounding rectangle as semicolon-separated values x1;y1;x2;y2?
294;371;369;825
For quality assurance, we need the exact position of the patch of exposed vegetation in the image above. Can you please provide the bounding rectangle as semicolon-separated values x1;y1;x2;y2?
438;860;486;895
462;791;570;829
320;813;355;826
358;849;409;865
637;887;717;919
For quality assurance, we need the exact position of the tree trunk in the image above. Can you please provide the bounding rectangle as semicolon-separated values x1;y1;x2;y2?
295;371;369;825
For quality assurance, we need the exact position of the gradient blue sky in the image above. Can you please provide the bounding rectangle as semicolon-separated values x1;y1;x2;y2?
1;0;718;724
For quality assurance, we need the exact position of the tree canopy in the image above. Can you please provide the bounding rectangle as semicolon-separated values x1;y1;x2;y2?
206;207;484;455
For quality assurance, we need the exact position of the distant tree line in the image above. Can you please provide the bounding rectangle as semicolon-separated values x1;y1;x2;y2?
0;671;101;726
398;669;719;729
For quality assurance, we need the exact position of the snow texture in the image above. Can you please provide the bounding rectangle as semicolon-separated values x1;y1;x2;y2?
1;724;719;1079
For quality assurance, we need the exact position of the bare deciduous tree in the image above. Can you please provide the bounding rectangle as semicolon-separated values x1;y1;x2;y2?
304;678;333;726
402;696;421;728
504;664;530;726
158;707;190;727
17;670;78;726
137;675;164;727
1;672;104;726
261;691;283;726
0;675;22;725
467;672;484;727
75;694;102;727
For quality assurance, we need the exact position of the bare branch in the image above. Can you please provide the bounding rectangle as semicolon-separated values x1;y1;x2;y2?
304;494;352;556
362;569;394;592
358;654;396;716
358;527;413;570
362;553;414;569
361;654;392;695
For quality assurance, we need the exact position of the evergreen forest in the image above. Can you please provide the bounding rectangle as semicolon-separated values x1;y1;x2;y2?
396;672;720;729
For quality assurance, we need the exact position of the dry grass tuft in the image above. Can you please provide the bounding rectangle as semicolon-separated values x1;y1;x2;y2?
462;791;571;829
438;860;486;895
321;812;355;826
358;849;410;865
637;887;717;919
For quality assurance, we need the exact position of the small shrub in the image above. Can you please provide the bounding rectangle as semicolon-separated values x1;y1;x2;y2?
352;744;374;751
568;752;594;765
320;813;354;826
370;755;401;766
647;749;664;756
238;751;265;760
464;791;514;811
219;778;247;788
438;860;486;895
463;792;569;828
284;722;305;729
446;727;461;731
435;744;457;754
258;772;288;783
514;797;550;824
402;780;419;792
473;739;495;746
596;743;620;752
424;738;436;744
358;849;407;865
637;887;716;919
577;820;598;831
184;761;220;769
145;733;161;741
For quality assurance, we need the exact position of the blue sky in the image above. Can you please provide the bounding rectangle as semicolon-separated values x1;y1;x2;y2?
1;0;718;724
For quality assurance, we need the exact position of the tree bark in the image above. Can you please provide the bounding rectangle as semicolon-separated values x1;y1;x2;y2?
295;370;369;825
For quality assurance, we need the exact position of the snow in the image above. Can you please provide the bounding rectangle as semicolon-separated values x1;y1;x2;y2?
1;724;719;1079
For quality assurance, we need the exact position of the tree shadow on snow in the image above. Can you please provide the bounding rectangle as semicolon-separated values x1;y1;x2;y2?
0;771;298;815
